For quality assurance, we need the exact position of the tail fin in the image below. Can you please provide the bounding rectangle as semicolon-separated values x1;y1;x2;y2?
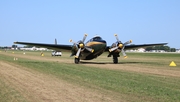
55;39;57;45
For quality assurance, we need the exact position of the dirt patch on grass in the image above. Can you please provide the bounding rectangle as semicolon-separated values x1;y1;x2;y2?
0;60;121;102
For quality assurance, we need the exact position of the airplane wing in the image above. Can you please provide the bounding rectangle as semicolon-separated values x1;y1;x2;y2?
124;43;168;49
105;43;168;51
14;41;72;51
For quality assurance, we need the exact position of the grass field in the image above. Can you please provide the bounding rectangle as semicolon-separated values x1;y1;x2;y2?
0;50;180;102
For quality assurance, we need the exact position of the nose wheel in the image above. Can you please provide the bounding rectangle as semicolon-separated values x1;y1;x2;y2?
75;58;80;64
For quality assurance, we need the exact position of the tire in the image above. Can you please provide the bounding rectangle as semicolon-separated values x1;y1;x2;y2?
74;58;80;64
113;57;118;64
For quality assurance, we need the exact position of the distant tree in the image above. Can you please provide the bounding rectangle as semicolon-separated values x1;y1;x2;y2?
4;46;8;49
12;45;17;48
154;46;160;50
145;46;154;51
24;45;34;48
170;48;176;52
163;46;170;52
145;45;170;52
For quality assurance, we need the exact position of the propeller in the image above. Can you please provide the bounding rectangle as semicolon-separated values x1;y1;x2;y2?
70;34;94;58
109;34;132;58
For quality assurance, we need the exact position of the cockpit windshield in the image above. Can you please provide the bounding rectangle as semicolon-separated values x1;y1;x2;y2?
92;36;102;41
85;36;104;44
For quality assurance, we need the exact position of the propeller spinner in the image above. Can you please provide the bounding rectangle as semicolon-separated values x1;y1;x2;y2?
109;34;132;58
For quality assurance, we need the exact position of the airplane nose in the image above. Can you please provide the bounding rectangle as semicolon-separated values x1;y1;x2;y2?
101;40;107;44
102;40;107;46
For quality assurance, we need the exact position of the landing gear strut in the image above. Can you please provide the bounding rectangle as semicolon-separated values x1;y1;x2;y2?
74;58;80;64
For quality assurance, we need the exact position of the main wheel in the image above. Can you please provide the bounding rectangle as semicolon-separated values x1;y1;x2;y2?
74;58;80;64
113;57;118;64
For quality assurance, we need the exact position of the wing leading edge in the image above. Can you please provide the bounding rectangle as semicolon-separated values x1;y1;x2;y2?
14;42;72;51
124;43;168;49
15;42;167;52
105;43;168;51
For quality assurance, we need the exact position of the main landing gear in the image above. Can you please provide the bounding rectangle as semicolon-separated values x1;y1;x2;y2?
113;56;118;64
112;54;119;64
74;58;80;64
108;54;119;64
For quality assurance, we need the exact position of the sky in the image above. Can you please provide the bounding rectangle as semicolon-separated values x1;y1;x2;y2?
0;0;180;48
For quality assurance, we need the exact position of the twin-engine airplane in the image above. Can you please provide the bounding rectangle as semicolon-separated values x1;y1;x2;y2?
14;34;167;64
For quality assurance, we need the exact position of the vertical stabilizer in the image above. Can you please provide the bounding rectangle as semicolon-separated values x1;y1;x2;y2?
55;39;57;45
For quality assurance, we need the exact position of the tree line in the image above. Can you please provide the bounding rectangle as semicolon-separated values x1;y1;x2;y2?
145;45;176;52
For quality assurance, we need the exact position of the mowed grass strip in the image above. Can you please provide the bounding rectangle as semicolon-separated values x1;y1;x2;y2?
119;52;180;70
0;53;27;102
0;78;27;102
125;52;180;63
1;53;180;102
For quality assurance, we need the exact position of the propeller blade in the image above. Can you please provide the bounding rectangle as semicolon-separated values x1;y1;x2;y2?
121;40;132;58
109;46;119;52
121;49;127;58
75;48;81;58
85;47;94;53
124;40;132;45
69;39;77;45
114;34;120;42
82;34;88;42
